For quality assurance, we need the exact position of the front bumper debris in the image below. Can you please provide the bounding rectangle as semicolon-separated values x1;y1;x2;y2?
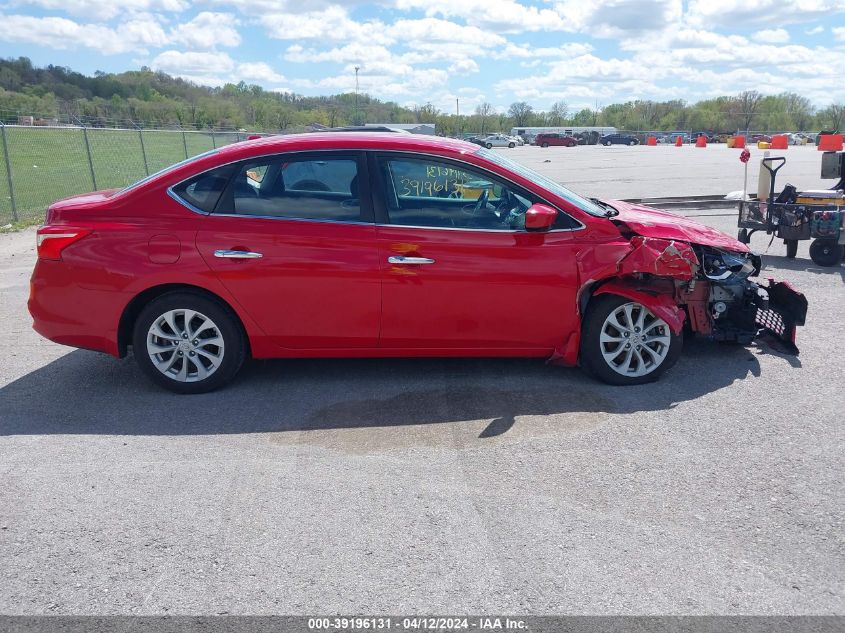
754;280;808;355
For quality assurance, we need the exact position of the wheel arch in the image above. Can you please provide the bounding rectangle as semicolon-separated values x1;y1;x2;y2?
117;283;252;358
579;277;686;335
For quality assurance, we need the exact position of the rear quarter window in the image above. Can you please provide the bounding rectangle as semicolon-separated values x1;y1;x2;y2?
171;165;236;213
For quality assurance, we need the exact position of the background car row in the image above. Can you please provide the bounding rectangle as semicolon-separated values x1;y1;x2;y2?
466;131;821;148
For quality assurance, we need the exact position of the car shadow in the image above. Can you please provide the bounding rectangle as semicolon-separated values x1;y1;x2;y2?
0;337;790;440
763;254;845;283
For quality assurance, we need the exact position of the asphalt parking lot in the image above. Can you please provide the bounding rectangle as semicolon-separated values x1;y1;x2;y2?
0;162;843;614
498;143;829;200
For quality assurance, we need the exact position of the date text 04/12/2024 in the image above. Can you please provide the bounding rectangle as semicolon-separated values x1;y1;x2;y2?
307;617;528;630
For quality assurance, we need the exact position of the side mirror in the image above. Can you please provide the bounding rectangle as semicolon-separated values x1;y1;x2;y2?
524;203;558;231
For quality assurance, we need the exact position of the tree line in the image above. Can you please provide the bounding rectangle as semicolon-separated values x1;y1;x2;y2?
0;57;842;135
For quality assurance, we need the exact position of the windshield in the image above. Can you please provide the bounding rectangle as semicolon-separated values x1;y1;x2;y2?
476;148;607;217
118;149;220;195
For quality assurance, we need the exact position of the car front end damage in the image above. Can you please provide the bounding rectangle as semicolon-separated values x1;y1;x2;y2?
593;236;808;355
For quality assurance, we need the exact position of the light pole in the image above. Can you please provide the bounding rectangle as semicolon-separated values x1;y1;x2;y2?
456;98;460;138
354;66;360;125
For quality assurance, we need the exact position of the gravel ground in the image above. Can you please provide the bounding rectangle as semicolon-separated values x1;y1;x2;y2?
0;204;843;614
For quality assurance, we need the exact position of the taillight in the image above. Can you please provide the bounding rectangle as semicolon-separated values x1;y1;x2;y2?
36;226;92;261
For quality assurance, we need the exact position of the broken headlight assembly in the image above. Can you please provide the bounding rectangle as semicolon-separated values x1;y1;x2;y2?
700;247;761;281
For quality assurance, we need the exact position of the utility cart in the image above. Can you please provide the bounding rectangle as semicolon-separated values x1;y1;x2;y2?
737;154;845;267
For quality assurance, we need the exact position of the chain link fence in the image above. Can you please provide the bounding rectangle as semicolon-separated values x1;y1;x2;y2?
0;124;262;225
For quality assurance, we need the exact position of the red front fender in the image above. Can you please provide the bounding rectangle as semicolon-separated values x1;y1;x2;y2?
549;279;687;368
592;281;687;335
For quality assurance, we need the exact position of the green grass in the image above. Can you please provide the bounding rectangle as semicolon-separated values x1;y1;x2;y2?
0;127;234;224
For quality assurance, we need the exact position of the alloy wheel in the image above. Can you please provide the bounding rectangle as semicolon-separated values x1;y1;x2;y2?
599;302;671;377
146;308;225;382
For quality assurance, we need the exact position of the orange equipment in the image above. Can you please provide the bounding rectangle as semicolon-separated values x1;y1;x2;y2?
770;135;788;149
818;134;844;151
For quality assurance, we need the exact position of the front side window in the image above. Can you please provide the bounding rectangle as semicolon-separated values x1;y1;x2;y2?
220;155;362;222
379;157;558;231
476;148;606;218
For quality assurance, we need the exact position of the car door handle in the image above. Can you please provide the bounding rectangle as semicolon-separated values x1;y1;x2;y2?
388;256;435;265
214;249;263;259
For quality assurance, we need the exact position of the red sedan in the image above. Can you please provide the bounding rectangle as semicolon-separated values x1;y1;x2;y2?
29;133;807;393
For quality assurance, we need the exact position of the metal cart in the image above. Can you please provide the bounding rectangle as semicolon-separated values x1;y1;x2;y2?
737;156;844;267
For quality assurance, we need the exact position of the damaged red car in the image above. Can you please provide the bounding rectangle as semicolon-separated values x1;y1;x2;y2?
29;133;808;393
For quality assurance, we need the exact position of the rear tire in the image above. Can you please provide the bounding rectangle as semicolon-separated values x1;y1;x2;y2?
508;142;515;148
628;140;637;146
604;140;612;146
809;238;844;267
580;295;682;385
541;142;549;148
785;239;798;259
132;291;246;394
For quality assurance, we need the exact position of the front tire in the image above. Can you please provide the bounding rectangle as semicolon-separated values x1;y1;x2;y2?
604;140;612;146
580;295;682;385
541;142;549;148
486;143;493;149
132;292;246;394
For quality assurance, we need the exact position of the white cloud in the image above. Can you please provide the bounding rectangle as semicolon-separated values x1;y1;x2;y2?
284;43;394;65
260;6;392;44
554;0;683;37
495;42;594;60
0;10;244;56
834;27;845;41
151;50;236;85
15;0;187;20
237;62;286;83
393;0;567;32
393;0;682;36
150;51;290;88
0;12;168;54
806;26;824;35
752;28;790;43
389;17;506;47
170;12;240;50
687;0;845;28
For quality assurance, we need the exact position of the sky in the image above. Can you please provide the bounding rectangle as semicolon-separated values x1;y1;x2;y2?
0;0;844;114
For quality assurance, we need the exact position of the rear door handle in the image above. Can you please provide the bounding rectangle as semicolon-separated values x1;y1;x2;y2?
214;249;263;259
388;256;435;265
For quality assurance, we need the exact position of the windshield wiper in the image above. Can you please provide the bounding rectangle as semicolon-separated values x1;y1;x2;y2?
591;197;619;217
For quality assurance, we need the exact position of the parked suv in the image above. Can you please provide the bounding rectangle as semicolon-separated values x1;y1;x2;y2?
600;133;639;146
535;133;578;148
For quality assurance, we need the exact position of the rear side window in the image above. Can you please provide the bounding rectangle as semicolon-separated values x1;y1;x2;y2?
218;156;362;222
171;165;234;213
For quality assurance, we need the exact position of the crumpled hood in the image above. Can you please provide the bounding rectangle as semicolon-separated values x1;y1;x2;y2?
607;199;749;252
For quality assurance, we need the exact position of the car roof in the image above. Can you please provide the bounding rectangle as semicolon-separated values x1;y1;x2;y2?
216;132;479;158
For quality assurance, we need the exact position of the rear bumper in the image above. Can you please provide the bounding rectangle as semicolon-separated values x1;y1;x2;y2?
28;260;125;357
